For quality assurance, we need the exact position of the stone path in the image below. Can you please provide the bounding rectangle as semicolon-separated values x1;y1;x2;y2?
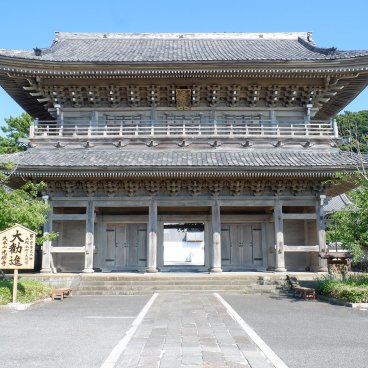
114;293;276;368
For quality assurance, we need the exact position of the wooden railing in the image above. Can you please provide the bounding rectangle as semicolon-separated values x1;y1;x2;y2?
30;118;337;139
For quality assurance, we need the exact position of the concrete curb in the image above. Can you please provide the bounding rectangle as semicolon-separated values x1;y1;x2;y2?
317;295;368;309
0;298;52;311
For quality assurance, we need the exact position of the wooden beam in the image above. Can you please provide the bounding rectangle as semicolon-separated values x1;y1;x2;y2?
52;214;87;221
284;245;319;252
283;213;317;220
50;246;85;253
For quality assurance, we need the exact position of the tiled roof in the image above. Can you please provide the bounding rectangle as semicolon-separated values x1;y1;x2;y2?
1;32;367;63
0;149;360;172
324;194;355;214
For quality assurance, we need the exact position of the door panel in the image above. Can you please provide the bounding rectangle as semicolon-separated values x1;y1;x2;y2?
252;228;263;265
115;225;127;266
105;224;147;268
105;228;116;262
221;223;263;266
138;226;147;265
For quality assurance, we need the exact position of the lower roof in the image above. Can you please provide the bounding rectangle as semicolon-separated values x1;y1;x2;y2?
0;149;361;178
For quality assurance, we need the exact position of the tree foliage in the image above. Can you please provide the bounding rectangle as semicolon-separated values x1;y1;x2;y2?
327;179;368;260
337;110;368;153
0;170;52;244
0;113;32;154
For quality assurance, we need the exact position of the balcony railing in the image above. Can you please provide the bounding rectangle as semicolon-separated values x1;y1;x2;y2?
30;118;338;140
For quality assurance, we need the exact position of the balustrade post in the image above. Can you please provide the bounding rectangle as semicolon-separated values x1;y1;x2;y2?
151;120;154;136
333;119;339;138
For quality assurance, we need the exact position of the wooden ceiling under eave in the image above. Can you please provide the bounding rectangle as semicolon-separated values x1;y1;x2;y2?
0;73;53;120
314;73;368;120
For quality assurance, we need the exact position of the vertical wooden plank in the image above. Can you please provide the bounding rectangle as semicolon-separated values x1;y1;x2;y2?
127;224;139;267
138;225;147;266
105;225;116;262
115;225;127;267
243;224;253;265
252;225;263;265
220;225;231;264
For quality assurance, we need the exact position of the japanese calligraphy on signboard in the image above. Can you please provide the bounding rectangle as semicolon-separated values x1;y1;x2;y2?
0;224;36;270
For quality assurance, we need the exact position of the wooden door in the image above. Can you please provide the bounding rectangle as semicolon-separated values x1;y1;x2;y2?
105;224;147;268
221;223;263;266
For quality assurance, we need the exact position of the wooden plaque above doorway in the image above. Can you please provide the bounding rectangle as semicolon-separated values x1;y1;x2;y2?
176;89;192;110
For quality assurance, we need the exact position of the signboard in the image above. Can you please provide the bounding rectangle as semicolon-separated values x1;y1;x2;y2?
176;89;192;110
0;224;36;270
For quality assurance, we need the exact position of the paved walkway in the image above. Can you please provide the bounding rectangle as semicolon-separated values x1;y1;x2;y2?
112;293;278;368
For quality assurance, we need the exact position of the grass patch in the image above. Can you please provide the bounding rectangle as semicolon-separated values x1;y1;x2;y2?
0;279;52;305
315;274;368;303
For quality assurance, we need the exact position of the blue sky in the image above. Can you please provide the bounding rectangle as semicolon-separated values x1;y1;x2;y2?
0;0;367;128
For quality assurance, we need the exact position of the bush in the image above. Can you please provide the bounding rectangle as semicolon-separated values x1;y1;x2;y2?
315;274;368;303
0;279;52;305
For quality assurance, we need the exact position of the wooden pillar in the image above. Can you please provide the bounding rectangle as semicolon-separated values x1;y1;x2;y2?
83;201;95;273
146;200;158;273
317;195;328;272
274;201;286;272
41;195;53;273
210;200;222;273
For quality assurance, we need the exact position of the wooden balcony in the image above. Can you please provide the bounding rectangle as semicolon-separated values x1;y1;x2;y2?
29;118;338;141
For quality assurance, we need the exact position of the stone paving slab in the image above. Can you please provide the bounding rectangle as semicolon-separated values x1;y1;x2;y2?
115;293;275;368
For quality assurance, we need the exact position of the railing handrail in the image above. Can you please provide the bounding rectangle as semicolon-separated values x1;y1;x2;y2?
30;118;335;139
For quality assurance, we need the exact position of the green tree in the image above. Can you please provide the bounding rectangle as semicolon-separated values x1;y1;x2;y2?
337;110;368;153
0;167;53;244
0;113;33;154
326;111;368;260
327;179;368;260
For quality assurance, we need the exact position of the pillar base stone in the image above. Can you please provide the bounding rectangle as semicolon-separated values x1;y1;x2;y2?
274;267;287;272
317;267;328;272
40;268;52;274
146;267;158;273
209;267;223;273
82;268;95;273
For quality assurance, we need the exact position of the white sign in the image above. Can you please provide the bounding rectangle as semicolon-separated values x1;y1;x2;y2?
0;224;37;270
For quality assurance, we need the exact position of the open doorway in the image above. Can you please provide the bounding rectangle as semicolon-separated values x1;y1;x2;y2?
163;223;205;266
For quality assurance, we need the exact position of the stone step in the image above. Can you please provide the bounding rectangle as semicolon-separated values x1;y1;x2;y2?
77;279;280;287
74;284;279;295
79;276;283;282
76;284;278;291
75;287;278;296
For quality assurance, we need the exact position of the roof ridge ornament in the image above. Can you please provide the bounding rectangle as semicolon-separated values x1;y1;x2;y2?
33;47;42;56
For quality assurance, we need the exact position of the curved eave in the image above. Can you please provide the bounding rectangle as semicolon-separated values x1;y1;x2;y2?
1;54;368;73
1;55;368;120
5;166;355;179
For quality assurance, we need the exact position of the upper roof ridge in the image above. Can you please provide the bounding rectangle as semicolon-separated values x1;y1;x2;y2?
54;31;311;42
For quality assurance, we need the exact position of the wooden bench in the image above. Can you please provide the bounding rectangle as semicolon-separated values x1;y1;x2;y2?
51;287;73;300
286;276;316;300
